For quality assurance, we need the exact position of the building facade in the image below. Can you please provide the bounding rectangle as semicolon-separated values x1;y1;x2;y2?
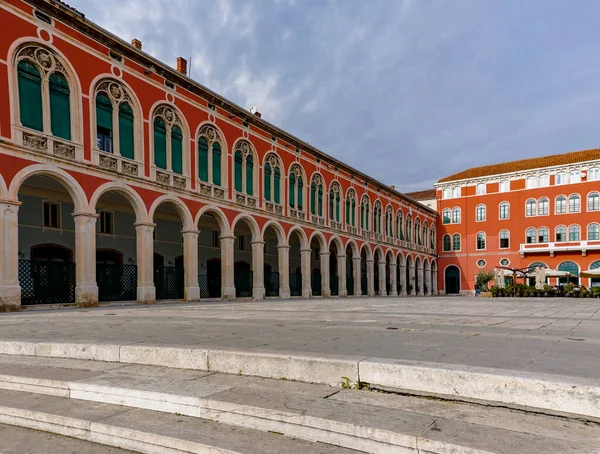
435;149;600;295
0;0;437;310
404;189;437;212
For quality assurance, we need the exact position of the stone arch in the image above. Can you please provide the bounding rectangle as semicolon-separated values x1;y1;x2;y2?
194;204;230;236
386;249;396;265
396;251;405;267
89;181;148;223
423;257;430;271
261;219;287;246
360;242;374;261
287;225;309;250
373;245;385;263
0;173;7;199
308;230;327;251
345;239;359;259
194;121;229;154
148;195;194;230
328;235;344;252
9;164;88;212
230;213;261;242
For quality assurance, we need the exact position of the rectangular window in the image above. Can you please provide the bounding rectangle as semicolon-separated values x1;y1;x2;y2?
526;177;537;189
452;187;461;198
442;188;451;199
211;230;220;248
569;171;581;183
476;183;486;195
499;180;510;192
569;197;580;213
43;201;60;228
97;126;113;152
556;173;567;185
238;235;246;251
500;237;509;248
539;175;549;187
556;199;566;214
99;211;114;234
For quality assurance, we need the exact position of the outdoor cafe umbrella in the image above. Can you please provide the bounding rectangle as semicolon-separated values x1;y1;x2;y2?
525;269;573;278
580;268;600;278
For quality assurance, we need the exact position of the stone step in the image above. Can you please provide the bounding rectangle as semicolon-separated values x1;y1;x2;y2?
0;354;599;454
0;389;359;454
0;423;137;453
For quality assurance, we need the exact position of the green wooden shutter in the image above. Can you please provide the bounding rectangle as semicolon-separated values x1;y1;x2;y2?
153;117;167;169
246;155;254;195
212;142;221;186
310;183;316;215
329;190;334;219
264;163;272;202
318;185;323;217
234;151;243;192
289;174;295;207
171;125;183;174
336;194;340;222
198;137;209;182
346;197;350;224
274;167;281;204
118;102;134;159
360;204;364;229
17;61;43;131
351;200;356;226
297;177;304;210
49;72;71;140
366;205;369;230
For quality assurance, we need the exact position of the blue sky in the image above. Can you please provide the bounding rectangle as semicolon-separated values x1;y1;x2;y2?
69;0;600;191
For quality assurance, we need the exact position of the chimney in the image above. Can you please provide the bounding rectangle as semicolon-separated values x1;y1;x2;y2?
254;111;262;118
390;185;396;190
131;38;142;50
176;57;187;76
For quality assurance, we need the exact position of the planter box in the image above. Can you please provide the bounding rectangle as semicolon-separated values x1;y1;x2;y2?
480;291;492;298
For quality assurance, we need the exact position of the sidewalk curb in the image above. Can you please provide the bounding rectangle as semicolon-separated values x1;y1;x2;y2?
1;340;599;421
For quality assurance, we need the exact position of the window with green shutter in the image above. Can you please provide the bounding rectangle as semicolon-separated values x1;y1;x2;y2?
311;183;316;215
351;199;356;226
329;190;334;219
234;151;243;192
264;162;272;201
171;125;183;174
297;177;303;210
212;142;221;186
246;155;254;195
318;185;323;217
49;72;71;140
198;137;209;182
366;205;370;230
118;102;134;159
17;60;43;131
289;173;296;208
153;117;167;169
274;167;281;204
336;194;340;222
360;204;364;229
346;197;350;224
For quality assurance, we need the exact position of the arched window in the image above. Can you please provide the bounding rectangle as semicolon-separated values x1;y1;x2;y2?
94;80;136;159
555;225;566;242
153;105;184;174
345;189;357;226
197;125;223;186
499;202;509;220
405;215;412;242
476;232;486;250
526;228;536;244
555;195;567;214
526;199;536;217
396;211;404;240
310;174;324;217
569;194;580;213
558;261;579;285
500;230;509;248
443;234;451;252
538;198;549;216
233;140;255;195
452;233;461;251
442;208;451;224
373;201;383;234
329;182;341;222
288;164;305;212
431;228;436;249
385;206;393;237
263;154;282;204
16;45;73;140
423;222;428;247
538;227;549;243
476;204;486;221
569;225;580;241
588;192;599;211
588;223;599;241
360;196;370;231
414;218;421;245
452;207;461;224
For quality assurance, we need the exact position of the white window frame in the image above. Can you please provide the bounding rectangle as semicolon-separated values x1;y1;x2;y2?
526;228;537;244
525;176;537;189
525;199;536;217
98;210;114;235
555;172;567;185
555;195;567;214
499;201;509;220
569;170;581;184
499;230;509;249
442;188;451;199
476;183;486;195
587;192;600;212
476;204;486;222
42;201;61;229
538;174;550;187
569;194;581;213
537;197;549;216
499;180;510;192
452;187;461;198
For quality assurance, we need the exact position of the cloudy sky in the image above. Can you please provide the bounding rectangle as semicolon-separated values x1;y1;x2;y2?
69;0;600;191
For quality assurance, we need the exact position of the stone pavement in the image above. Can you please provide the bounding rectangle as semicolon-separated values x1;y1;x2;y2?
1;296;599;379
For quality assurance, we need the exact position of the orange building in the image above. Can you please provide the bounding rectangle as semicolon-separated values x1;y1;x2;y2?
436;149;600;294
0;0;437;310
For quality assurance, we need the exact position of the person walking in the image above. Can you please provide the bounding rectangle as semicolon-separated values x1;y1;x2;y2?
474;282;481;296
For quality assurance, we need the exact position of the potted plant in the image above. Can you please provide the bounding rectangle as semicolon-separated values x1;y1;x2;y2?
476;270;495;297
592;287;600;298
490;286;498;297
565;283;575;297
543;284;552;297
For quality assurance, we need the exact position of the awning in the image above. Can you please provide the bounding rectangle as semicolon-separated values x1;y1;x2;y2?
580;268;600;278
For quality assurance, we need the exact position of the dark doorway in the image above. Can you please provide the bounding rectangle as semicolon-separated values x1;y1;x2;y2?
97;249;136;302
235;261;252;297
21;244;75;305
205;258;222;298
445;265;460;294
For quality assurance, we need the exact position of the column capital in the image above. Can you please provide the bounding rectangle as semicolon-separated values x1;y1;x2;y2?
251;240;265;246
73;211;99;219
0;199;22;207
277;243;291;250
337;253;347;259
220;234;236;241
352;256;362;262
319;251;330;257
135;221;156;228
300;248;312;253
366;258;375;264
181;229;200;236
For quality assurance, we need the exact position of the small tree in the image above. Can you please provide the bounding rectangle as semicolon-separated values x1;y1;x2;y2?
476;270;495;292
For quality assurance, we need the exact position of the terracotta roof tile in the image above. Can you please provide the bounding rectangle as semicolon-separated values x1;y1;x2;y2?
404;189;436;200
438;148;600;183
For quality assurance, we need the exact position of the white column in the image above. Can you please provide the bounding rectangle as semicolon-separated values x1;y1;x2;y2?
74;212;99;307
409;264;415;295
252;240;265;300
367;259;375;297
399;264;407;296
320;251;331;297
378;261;387;296
182;230;199;301
425;268;432;296
300;248;312;298
417;266;424;296
337;254;347;297
220;235;236;300
0;201;21;311
432;268;438;295
352;257;362;296
135;222;155;304
389;263;398;296
278;244;291;299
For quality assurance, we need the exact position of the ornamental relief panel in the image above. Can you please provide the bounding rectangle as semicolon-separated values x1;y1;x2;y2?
17;45;67;76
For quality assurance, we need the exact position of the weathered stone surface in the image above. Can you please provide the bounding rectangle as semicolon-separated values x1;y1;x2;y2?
120;345;208;370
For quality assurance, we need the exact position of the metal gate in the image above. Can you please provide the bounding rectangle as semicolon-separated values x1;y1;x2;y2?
330;275;339;296
154;265;184;300
235;270;253;297
265;271;279;297
311;272;321;296
347;274;354;296
361;275;368;295
97;264;137;302
19;260;75;305
290;272;302;296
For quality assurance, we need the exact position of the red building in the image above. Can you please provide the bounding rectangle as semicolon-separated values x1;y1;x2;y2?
436;149;600;294
0;0;437;310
